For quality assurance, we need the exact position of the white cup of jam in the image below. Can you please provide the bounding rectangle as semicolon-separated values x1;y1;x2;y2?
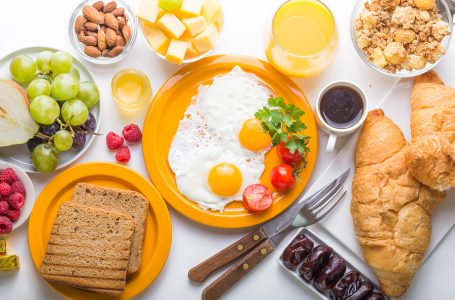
315;81;368;152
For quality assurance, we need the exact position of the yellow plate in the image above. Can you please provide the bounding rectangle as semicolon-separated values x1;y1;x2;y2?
142;55;318;228
28;162;172;300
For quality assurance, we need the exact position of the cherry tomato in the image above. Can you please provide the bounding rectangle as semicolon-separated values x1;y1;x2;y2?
243;184;273;212
277;142;302;164
270;164;295;191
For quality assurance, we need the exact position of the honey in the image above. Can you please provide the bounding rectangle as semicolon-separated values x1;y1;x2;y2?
111;69;151;109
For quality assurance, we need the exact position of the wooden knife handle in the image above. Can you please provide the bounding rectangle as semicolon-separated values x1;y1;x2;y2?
188;228;267;283
202;239;275;300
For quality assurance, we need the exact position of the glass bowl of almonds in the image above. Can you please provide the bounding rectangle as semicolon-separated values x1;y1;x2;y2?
68;0;138;64
351;0;453;77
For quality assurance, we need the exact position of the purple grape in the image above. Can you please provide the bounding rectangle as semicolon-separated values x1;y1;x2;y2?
27;137;44;152
40;122;60;136
81;112;96;133
72;128;87;149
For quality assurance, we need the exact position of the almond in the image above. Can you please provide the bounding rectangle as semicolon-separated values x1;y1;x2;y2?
106;28;117;47
74;15;87;33
103;1;117;12
92;0;104;11
84;46;101;57
87;31;98;37
124;13;128;23
117;16;126;30
111;7;125;17
116;34;125;46
102;49;109;56
104;13;118;30
97;30;107;50
82;5;104;24
80;35;98;46
107;45;124;57
83;22;98;31
77;30;86;42
99;25;107;33
122;25;131;42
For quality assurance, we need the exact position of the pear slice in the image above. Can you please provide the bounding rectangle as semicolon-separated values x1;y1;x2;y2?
0;79;39;147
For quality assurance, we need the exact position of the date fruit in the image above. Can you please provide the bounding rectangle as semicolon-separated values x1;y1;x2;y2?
315;255;346;291
330;271;362;300
346;281;373;300
282;234;314;268
299;245;333;281
364;292;386;300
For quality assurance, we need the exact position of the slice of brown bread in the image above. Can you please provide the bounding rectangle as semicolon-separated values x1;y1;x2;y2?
72;183;148;274
40;202;134;296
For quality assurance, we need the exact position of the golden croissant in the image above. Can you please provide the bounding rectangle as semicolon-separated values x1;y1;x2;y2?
405;71;455;191
351;109;445;298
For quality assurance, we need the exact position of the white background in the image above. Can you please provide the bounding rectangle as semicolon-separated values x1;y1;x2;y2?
1;0;455;299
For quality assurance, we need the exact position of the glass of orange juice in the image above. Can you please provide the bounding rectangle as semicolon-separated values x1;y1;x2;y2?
111;69;152;109
266;0;338;77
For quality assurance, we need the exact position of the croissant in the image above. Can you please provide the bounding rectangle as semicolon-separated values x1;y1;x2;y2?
404;71;455;191
351;109;445;298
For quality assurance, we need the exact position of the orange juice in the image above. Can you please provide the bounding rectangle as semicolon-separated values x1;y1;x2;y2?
111;69;152;109
266;0;338;77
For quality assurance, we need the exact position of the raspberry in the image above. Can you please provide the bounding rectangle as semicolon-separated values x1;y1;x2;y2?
0;168;18;184
0;182;11;197
10;181;26;197
8;193;24;210
106;132;124;150
7;209;20;222
115;145;131;163
0;216;12;234
122;124;142;143
0;201;8;215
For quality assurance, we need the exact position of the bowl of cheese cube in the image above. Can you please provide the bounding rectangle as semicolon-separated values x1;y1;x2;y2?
137;0;223;65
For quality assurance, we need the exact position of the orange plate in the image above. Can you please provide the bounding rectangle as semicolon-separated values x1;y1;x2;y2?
142;55;318;228
28;163;172;300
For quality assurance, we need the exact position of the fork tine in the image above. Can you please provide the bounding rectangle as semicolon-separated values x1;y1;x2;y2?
314;190;347;222
301;179;337;209
312;186;343;216
304;176;345;211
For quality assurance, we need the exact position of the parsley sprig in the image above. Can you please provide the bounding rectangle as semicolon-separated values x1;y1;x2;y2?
255;97;311;168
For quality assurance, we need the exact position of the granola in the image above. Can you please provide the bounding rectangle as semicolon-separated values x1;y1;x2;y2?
355;0;450;73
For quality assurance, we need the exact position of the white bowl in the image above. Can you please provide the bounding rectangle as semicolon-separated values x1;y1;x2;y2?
0;162;35;234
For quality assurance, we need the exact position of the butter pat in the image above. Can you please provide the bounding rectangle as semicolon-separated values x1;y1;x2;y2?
157;13;187;39
137;0;161;24
201;0;221;22
193;24;219;53
182;16;207;36
143;23;170;55
180;0;203;16
166;39;188;64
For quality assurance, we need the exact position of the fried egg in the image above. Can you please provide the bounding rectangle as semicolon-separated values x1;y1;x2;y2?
168;66;272;211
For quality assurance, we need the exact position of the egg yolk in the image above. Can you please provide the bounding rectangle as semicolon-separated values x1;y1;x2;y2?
208;163;243;197
239;118;271;151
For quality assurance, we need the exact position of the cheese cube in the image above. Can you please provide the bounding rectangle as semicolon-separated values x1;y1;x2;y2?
142;24;170;55
193;24;219;53
137;0;161;24
182;16;207;36
166;39;188;64
180;0;203;16
201;0;221;22
186;42;199;57
157;13;186;39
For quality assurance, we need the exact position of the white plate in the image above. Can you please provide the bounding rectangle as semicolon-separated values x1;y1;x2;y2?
0;47;102;173
0;162;35;234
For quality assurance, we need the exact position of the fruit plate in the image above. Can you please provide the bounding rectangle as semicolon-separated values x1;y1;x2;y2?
0;46;102;173
28;162;172;300
142;55;318;228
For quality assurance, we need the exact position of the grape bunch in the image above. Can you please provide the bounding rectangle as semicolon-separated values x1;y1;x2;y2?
10;50;100;173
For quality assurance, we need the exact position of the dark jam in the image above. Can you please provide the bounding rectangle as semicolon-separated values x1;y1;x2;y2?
320;86;363;129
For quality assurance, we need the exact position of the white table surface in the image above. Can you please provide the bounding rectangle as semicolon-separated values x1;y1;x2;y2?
1;0;455;299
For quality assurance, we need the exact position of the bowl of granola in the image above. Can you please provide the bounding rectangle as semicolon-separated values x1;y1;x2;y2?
351;0;453;77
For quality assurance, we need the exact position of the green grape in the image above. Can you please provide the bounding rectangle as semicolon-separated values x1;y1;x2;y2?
51;73;79;100
27;79;51;99
36;50;53;74
54;130;73;151
34;73;52;83
69;67;80;81
159;0;182;11
78;81;100;108
30;95;60;125
10;55;36;83
61;99;88;126
32;143;59;172
50;51;72;75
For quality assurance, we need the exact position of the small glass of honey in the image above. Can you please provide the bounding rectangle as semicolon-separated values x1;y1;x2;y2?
111;69;152;109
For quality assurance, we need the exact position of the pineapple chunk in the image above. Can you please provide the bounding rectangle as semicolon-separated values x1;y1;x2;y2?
181;0;203;16
182;16;207;36
193;24;219;53
137;0;161;24
166;39;188;64
157;13;186;39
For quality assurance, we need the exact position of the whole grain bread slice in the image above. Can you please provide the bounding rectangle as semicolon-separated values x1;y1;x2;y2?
40;202;134;296
72;183;148;274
